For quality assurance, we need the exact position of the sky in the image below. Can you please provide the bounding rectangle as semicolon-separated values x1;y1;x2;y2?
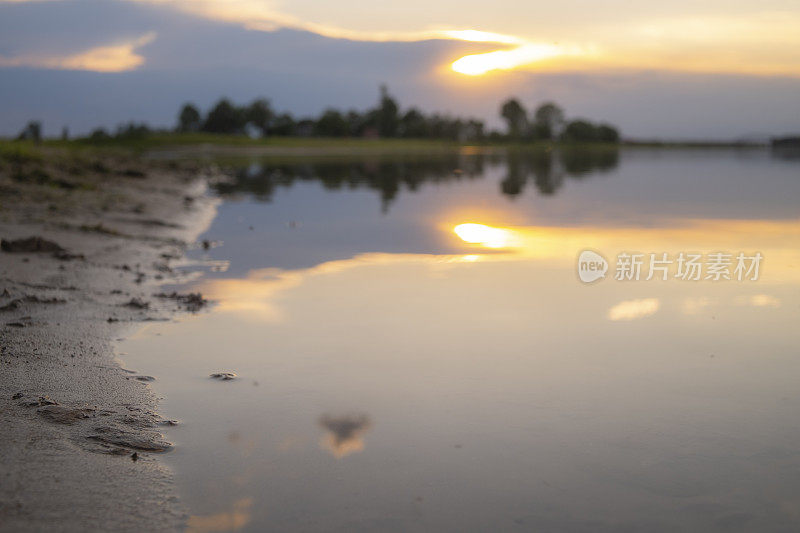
0;0;799;139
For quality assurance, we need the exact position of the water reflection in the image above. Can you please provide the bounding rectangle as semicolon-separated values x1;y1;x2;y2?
122;148;800;532
318;414;372;459
501;147;619;197
187;497;253;533
211;147;621;211
190;218;800;323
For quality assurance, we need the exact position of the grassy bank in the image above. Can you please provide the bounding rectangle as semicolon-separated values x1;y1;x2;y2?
0;134;767;164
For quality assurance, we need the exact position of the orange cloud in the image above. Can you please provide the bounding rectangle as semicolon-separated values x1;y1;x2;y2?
0;33;155;72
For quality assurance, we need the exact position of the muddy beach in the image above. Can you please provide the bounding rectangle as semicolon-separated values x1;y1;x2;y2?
0;147;217;531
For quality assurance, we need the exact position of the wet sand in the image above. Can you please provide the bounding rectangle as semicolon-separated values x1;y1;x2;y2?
0;149;218;531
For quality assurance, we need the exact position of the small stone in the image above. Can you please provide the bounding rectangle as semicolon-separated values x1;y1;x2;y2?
210;372;236;381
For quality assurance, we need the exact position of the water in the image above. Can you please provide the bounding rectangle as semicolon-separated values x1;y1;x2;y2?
122;147;800;532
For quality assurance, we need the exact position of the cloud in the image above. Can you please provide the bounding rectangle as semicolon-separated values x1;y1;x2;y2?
4;1;800;77
0;32;155;72
124;1;800;77
608;298;660;321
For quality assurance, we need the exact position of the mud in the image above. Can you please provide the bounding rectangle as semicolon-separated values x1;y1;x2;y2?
0;147;219;532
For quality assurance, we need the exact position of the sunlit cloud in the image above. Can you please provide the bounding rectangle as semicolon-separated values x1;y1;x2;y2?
6;1;799;77
0;32;155;72
608;298;660;321
439;29;523;45
134;1;800;76
137;0;452;42
451;43;581;76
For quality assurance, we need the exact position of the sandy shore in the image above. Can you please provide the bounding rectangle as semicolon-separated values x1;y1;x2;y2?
0;148;218;531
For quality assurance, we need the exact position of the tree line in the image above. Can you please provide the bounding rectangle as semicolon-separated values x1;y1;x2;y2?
14;86;620;143
500;99;619;143
175;86;486;141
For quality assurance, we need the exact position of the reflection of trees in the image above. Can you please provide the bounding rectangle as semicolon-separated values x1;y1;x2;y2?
771;145;800;161
501;147;620;198
213;154;485;212
212;147;620;210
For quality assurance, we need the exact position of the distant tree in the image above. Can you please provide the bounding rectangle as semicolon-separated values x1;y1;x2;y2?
596;123;620;143
487;130;505;142
314;109;348;137
400;108;428;138
203;98;245;134
345;110;364;136
116;122;150;140
17;121;42;143
445;118;463;141
561;120;599;142
377;85;400;137
500;99;527;139
245;98;273;137
270;113;296;136
531;102;564;140
177;103;201;132
88;128;111;141
61;126;69;141
295;119;315;137
465;119;485;142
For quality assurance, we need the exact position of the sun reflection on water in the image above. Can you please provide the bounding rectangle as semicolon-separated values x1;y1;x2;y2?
453;223;519;248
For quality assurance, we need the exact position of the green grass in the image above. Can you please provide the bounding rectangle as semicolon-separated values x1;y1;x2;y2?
0;134;764;162
0;141;44;164
53;132;466;153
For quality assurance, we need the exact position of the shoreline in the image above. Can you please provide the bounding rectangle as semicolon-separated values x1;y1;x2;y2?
0;148;218;531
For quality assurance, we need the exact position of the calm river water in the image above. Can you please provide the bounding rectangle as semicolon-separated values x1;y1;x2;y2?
122;146;800;532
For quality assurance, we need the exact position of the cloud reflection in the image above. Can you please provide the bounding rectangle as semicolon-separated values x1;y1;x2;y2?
186;497;253;533
749;294;781;308
608;298;660;321
318;414;372;459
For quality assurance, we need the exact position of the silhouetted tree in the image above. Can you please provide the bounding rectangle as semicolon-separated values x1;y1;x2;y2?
465;119;485;142
116;122;150;140
400;108;427;138
203;98;245;134
532;102;564;140
315;109;348;137
597;124;620;143
377;85;400;137
561;120;599;142
500;98;527;139
345;110;364;136
17;121;42;143
177;103;201;132
246;98;273;137
295;119;315;137
271;113;296;136
88;128;111;141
